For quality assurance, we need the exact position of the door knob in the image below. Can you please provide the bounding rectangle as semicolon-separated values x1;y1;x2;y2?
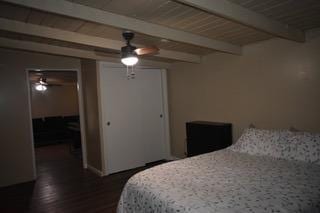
107;121;111;126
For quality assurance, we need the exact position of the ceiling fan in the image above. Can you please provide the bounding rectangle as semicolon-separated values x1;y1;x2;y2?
120;31;159;79
32;77;61;91
120;31;159;66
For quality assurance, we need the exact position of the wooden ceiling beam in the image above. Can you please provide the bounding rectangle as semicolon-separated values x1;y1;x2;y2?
175;0;305;42
0;37;171;68
2;0;241;55
0;18;201;63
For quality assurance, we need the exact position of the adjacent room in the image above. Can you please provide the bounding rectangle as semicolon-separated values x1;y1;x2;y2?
29;71;81;148
0;0;319;212
28;70;85;180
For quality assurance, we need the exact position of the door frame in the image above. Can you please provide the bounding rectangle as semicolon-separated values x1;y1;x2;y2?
97;62;171;175
26;68;88;178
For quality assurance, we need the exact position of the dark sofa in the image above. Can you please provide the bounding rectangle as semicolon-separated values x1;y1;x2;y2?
32;115;80;147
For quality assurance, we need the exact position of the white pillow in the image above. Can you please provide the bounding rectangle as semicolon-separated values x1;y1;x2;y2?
285;132;320;164
229;128;288;159
230;128;320;165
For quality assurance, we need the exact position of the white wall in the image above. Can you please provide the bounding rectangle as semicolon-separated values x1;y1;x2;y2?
31;84;79;118
0;48;81;187
168;37;320;158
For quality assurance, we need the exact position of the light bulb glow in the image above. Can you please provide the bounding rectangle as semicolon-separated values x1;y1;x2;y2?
35;84;47;91
121;56;138;66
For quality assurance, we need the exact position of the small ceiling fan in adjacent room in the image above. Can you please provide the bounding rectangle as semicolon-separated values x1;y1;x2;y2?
32;77;61;91
120;31;159;79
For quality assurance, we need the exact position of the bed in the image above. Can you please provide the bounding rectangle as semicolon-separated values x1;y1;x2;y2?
118;128;320;213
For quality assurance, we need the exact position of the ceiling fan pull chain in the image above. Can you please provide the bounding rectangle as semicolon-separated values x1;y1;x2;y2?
130;66;135;79
126;65;130;80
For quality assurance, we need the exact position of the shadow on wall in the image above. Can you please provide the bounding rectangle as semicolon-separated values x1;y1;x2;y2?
168;37;320;158
0;180;35;212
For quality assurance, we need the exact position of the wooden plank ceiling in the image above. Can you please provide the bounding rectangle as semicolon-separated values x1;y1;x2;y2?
0;1;214;58
0;0;319;63
228;0;320;30
68;0;273;45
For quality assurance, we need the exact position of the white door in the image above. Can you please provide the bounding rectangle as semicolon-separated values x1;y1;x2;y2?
99;65;166;174
138;69;166;163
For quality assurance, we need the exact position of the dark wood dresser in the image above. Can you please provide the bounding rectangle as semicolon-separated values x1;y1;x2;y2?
186;121;232;157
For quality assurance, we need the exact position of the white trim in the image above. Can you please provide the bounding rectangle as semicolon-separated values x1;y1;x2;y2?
75;68;88;168
160;70;172;160
26;69;88;173
0;18;201;63
87;164;104;177
96;61;107;176
3;0;241;55
25;71;37;180
176;0;305;42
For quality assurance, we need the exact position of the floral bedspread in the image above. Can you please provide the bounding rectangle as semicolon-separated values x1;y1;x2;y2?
118;150;320;213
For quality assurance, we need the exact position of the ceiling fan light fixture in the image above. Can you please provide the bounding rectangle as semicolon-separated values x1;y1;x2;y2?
121;43;139;66
35;84;47;91
121;56;138;66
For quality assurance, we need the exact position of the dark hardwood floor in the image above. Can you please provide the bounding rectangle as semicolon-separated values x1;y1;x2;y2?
0;144;161;213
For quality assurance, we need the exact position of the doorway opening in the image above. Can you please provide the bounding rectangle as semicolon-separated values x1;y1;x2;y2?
27;69;87;178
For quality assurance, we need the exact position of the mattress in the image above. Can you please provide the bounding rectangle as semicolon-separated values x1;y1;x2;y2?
118;149;320;213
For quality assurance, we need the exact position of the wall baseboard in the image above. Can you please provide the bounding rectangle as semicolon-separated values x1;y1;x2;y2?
87;164;104;177
166;155;181;161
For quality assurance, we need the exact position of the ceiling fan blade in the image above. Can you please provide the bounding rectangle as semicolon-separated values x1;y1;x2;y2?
47;84;62;87
31;81;48;86
135;46;159;56
39;77;48;85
